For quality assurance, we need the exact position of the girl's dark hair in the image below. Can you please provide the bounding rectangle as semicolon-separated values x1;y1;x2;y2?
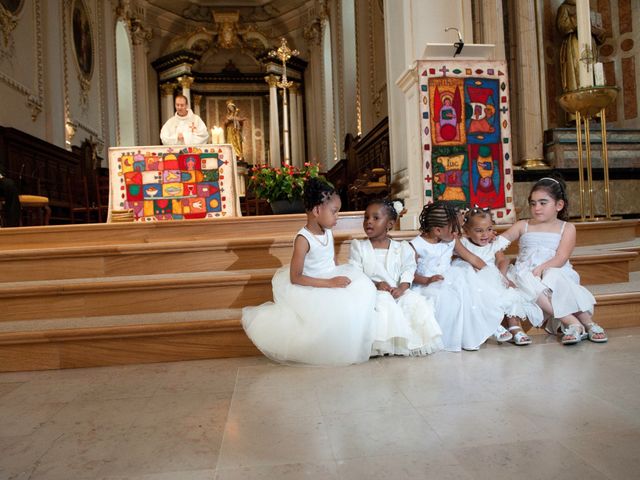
464;206;492;227
418;200;461;234
366;198;399;222
529;175;569;221
303;177;336;211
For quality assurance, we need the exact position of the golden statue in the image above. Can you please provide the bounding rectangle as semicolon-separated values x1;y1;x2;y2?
224;100;245;160
556;0;606;93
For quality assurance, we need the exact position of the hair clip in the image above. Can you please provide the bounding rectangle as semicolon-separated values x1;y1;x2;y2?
469;204;490;212
392;200;404;215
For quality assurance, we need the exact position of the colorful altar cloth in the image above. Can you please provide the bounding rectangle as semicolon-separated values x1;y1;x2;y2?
108;144;240;222
419;60;516;224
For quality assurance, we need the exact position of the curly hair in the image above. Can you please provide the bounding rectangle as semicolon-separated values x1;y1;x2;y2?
366;198;399;222
303;177;336;211
418;200;461;234
529;175;569;221
463;206;492;228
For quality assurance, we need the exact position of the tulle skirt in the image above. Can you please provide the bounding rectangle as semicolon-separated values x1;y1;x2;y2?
242;264;377;366
413;265;505;351
371;289;443;356
463;264;544;327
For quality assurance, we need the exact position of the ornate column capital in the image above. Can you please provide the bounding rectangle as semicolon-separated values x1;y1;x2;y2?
265;74;279;88
178;76;194;89
289;83;299;95
160;82;175;96
115;1;152;47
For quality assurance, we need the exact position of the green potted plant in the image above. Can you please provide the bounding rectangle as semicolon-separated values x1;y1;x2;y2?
248;162;323;214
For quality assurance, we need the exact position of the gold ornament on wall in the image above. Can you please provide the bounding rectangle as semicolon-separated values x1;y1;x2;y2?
0;3;19;48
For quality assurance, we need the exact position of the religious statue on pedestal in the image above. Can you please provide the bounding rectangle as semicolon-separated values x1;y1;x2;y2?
224;100;245;160
556;0;606;93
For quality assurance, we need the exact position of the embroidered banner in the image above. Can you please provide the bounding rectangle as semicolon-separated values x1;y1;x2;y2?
418;61;516;224
108;144;239;222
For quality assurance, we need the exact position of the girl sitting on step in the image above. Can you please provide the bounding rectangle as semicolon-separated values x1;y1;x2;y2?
241;177;377;365
452;206;543;346
410;201;503;352
349;199;443;356
501;176;607;345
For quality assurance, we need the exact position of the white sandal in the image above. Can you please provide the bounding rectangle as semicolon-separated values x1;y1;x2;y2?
493;325;513;343
561;323;587;345
585;323;608;343
508;326;532;346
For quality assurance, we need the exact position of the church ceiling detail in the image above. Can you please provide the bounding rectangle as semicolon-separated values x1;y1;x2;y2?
419;60;516;224
147;0;308;23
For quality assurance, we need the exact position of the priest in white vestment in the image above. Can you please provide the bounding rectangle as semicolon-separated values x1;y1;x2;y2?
160;94;209;145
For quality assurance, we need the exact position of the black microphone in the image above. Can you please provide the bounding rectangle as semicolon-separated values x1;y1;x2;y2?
454;41;464;56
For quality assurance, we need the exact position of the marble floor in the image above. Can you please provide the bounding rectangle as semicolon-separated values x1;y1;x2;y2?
1;328;639;480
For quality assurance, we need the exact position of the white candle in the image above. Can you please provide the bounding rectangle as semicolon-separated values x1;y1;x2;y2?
576;0;594;88
594;62;605;86
210;126;224;144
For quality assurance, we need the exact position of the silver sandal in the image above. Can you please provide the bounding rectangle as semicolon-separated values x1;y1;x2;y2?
508;326;532;346
585;323;608;343
561;323;586;345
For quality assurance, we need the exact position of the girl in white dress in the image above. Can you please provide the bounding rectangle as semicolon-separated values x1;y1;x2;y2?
501;177;607;345
410;201;500;352
349;199;444;356
241;178;377;365
455;207;544;346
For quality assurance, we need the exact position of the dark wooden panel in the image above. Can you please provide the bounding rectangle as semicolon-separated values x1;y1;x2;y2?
0;127;81;223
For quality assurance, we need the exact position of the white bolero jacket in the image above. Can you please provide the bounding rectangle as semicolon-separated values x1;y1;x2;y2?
348;238;417;288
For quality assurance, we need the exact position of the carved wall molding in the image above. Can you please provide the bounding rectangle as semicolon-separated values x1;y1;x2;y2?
62;0;93;106
303;0;329;46
367;0;376;113
115;0;152;47
162;14;269;61
0;1;44;121
96;0;106;151
354;0;362;135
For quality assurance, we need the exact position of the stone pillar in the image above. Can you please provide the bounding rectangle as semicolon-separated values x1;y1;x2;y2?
513;0;547;169
160;83;175;124
289;83;301;168
193;94;202;117
131;29;153;146
473;0;506;60
178;76;194;108
265;74;281;167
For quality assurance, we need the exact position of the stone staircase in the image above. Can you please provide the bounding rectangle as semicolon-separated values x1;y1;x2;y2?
0;216;638;372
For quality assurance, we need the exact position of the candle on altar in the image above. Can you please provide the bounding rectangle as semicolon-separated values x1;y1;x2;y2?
210;126;224;144
576;0;594;88
594;62;605;86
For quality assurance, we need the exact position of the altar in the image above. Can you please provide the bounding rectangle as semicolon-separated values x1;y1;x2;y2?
108;144;241;222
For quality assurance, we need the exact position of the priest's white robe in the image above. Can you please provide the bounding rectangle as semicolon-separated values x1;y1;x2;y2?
160;109;209;145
